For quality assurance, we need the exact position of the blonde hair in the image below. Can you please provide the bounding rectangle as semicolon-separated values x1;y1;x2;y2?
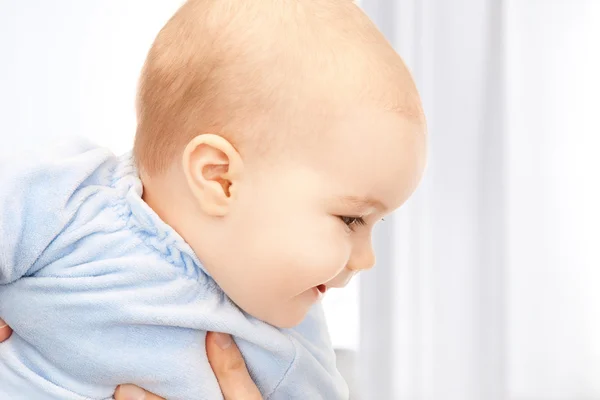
134;0;423;175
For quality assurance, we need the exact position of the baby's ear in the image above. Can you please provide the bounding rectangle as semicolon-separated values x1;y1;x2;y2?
182;134;243;216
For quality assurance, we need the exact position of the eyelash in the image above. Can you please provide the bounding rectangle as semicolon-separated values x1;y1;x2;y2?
339;216;367;230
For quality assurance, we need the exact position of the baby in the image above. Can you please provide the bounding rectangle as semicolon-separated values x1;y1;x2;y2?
0;0;426;399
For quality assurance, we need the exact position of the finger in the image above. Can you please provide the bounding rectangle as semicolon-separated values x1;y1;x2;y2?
206;332;263;400
0;318;13;343
114;384;165;400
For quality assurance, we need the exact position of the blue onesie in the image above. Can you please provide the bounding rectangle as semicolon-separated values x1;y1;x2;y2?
0;140;348;400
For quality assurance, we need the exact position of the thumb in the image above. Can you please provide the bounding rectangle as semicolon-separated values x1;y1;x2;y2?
206;332;263;400
0;318;13;342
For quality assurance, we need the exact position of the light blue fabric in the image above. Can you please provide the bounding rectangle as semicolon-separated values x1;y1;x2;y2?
0;140;348;400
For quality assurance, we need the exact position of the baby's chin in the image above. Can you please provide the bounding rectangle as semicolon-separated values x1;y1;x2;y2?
265;314;307;329
247;300;313;329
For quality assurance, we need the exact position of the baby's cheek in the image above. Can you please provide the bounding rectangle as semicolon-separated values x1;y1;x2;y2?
296;234;349;283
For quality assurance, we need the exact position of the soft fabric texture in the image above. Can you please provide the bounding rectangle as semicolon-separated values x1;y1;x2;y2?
0;140;348;400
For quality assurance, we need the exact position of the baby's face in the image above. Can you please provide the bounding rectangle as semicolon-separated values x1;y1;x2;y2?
203;106;426;328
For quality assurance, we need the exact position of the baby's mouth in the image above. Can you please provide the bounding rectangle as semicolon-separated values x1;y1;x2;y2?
316;284;327;294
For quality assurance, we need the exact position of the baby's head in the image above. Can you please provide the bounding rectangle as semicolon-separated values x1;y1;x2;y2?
135;0;427;328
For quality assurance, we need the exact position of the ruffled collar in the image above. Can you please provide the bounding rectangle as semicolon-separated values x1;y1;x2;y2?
110;151;212;283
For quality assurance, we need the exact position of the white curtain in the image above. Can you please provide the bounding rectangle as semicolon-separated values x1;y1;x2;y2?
358;0;600;399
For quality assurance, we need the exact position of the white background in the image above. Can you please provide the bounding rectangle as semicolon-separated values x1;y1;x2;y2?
2;1;600;399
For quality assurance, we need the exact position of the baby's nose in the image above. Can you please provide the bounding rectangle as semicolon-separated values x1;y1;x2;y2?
347;246;375;272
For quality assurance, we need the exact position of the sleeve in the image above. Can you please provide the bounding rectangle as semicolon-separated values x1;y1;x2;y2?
0;139;114;284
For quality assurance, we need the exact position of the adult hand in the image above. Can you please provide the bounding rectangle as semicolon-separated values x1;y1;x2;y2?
0;318;12;342
114;332;263;400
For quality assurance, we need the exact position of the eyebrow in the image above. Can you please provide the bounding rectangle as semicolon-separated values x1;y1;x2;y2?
338;195;387;211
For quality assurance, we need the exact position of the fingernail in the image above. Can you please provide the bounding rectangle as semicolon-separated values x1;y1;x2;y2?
0;318;7;329
116;384;146;400
213;332;232;349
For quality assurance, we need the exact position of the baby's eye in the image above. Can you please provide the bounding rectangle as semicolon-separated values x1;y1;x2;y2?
339;216;367;230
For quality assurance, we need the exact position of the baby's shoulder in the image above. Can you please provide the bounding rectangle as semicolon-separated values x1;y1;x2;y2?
0;138;123;280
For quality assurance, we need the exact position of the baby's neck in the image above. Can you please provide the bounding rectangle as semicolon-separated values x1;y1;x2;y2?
141;170;190;238
140;168;223;278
